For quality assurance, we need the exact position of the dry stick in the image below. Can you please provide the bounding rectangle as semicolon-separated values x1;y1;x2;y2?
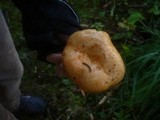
89;113;94;120
82;62;92;72
80;89;95;120
98;96;107;105
80;90;110;120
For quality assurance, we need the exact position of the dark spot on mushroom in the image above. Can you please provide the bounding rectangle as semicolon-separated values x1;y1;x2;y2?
105;81;108;84
73;77;76;80
103;54;105;59
112;64;116;69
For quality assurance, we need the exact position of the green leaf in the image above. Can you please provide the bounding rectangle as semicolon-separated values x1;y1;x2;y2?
112;33;124;40
149;4;160;15
121;44;130;53
127;11;144;25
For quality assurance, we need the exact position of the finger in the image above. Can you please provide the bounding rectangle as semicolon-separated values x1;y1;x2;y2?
46;53;62;64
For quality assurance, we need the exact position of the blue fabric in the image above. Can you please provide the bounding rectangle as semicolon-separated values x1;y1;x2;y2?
20;96;46;113
12;0;81;61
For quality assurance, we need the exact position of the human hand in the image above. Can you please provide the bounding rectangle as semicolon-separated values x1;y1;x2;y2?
46;53;65;78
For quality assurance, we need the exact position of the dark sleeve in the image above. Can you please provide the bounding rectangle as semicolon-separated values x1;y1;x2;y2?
12;0;81;61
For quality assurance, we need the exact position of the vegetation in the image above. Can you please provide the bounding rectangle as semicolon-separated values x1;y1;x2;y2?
0;0;160;120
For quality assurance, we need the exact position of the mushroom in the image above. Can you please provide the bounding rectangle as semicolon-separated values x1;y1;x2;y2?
62;29;125;93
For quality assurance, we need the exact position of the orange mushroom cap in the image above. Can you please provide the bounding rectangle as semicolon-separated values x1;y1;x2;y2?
63;29;125;93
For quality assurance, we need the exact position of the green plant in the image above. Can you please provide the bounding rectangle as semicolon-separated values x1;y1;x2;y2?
109;39;160;120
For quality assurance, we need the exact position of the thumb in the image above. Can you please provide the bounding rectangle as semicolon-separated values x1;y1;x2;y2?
46;53;62;64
